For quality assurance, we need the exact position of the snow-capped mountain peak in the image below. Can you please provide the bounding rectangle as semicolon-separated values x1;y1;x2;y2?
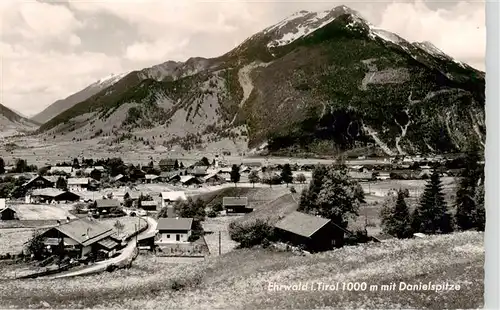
263;6;370;49
94;72;130;87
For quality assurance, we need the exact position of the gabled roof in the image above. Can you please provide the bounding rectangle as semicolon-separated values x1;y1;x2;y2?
159;171;181;179
203;173;220;181
274;211;331;238
68;178;89;185
159;159;176;166
23;175;54;187
49;166;73;173
188;167;208;176
157;217;193;231
31;188;66;197
180;175;195;183
223;197;248;207
141;200;158;206
95;199;120;208
160;191;187;201
145;174;159;180
48;218;114;247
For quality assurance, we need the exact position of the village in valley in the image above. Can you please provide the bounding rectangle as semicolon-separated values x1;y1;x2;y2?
0;149;483;283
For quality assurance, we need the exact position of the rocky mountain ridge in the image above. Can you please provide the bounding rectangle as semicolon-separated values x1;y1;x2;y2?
35;5;485;156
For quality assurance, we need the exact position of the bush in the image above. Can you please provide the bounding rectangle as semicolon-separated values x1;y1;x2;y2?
345;228;371;245
207;210;217;218
228;219;276;248
212;203;223;212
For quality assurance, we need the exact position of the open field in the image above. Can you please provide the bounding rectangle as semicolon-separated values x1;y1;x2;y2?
0;231;483;309
1;204;76;221
202;217;241;255
0;228;34;255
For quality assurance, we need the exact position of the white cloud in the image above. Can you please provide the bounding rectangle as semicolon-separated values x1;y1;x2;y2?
0;0;486;116
125;38;190;62
376;0;485;70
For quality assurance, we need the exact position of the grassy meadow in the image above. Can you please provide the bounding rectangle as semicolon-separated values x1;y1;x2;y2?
0;231;483;309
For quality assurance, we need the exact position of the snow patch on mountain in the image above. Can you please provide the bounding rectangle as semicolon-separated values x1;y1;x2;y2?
95;72;129;87
266;10;338;48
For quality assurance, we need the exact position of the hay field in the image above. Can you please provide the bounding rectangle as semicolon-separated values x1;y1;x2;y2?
0;228;34;255
5;204;76;221
0;231;483;309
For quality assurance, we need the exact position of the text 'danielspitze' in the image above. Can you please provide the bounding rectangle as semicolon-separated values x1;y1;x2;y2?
267;281;461;292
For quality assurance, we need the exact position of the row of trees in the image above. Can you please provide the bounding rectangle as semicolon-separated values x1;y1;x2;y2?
0;158;38;174
229;164;306;187
381;145;485;238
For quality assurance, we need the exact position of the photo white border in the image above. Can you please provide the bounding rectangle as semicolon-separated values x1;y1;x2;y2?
485;1;499;309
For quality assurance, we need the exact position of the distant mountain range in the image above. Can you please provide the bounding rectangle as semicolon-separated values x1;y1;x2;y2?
0;103;38;138
31;72;129;124
28;5;484;155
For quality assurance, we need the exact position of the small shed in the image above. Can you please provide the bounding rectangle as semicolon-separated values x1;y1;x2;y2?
94;199;120;215
222;197;251;214
274;211;345;252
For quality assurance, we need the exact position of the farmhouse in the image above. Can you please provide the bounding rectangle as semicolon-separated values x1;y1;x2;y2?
140;200;158;211
22;175;55;190
159;159;177;171
180;175;202;187
187;166;208;177
274;211;345;252
144;174;159;183
159;171;181;183
203;173;224;184
28;188;81;204
49;166;74;176
223;197;251;214
137;231;156;250
39;218;118;259
67;178;91;192
155;217;193;243
93;199;121;215
160;191;187;208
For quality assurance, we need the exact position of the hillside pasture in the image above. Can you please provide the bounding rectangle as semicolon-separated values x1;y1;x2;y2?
0;231;483;309
0;228;34;255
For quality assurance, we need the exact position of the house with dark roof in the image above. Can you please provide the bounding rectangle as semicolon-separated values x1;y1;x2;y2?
159;159;177;171
22;175;55;191
28;188;81;204
158;171;181;183
188;166;209;177
223;197;251;214
274;211;345;252
155;217;193;243
93;199;121;215
180;175;202;187
140;200;158;211
39;218;119;259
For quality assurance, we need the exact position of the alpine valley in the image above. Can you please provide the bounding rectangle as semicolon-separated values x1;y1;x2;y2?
25;6;485;156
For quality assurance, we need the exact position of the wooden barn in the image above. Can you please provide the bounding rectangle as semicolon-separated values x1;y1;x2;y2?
274;211;345;252
223;197;252;214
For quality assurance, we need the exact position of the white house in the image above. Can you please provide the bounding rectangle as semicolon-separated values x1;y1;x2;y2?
160;191;187;208
0;198;5;210
155;217;193;243
67;178;90;192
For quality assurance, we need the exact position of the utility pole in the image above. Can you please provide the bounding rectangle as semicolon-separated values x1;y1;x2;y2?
218;230;221;256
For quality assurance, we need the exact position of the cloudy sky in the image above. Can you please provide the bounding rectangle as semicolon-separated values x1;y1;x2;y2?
0;0;485;117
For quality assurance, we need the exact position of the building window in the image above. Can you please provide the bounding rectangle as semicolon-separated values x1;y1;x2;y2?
167;234;170;238
176;234;180;241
